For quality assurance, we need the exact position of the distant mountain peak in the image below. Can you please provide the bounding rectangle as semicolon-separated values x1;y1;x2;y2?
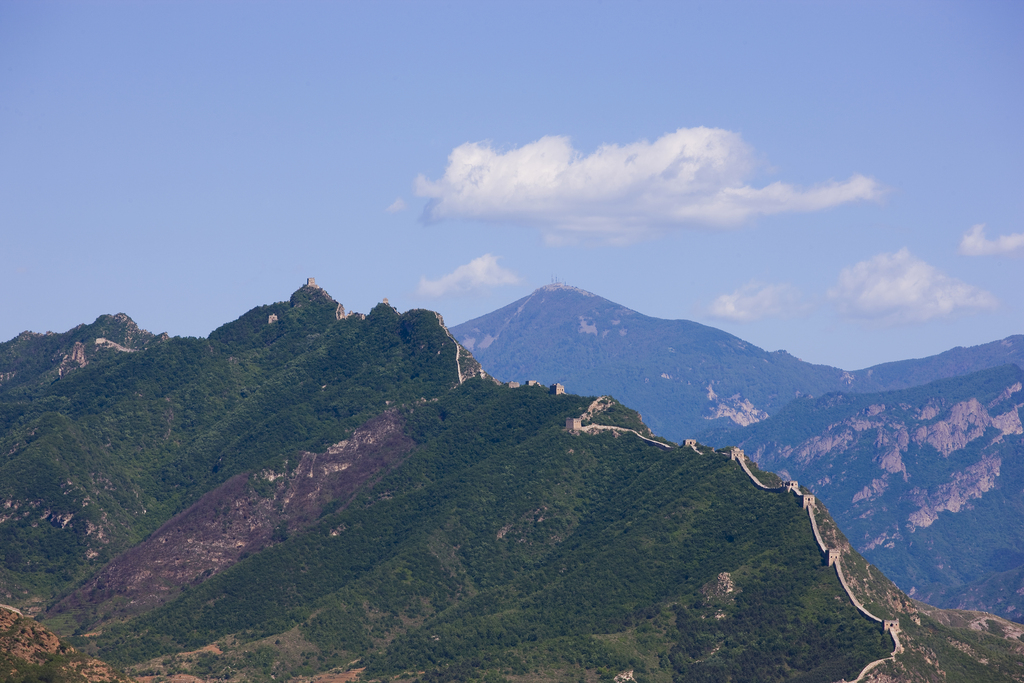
290;278;337;308
537;283;597;297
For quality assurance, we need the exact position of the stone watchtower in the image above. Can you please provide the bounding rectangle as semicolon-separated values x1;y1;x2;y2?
783;480;800;493
566;417;582;431
507;381;520;388
883;620;900;634
683;439;697;448
268;314;278;324
802;495;816;509
550;383;565;395
827;550;841;567
729;448;745;461
307;277;319;289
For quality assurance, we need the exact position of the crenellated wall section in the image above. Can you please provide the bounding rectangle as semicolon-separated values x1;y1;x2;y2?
728;447;903;681
561;416;903;680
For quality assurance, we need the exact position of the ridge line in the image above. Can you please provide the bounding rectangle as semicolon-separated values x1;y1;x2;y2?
728;449;902;680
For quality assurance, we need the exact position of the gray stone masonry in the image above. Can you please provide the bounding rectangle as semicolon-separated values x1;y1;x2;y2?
783;480;800;493
526;380;539;386
730;448;745;461
268;314;278;324
508;381;520;388
551;383;565;395
307;278;318;288
802;495;816;509
683;439;697;448
566;417;582;431
884;620;900;634
828;550;841;567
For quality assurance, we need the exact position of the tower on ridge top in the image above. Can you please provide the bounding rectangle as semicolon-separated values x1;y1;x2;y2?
307;278;319;289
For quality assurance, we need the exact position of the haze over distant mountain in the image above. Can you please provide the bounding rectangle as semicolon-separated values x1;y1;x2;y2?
451;284;1024;442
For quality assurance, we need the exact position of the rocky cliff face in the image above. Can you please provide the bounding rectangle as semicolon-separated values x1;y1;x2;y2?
0;607;133;682
718;365;1024;622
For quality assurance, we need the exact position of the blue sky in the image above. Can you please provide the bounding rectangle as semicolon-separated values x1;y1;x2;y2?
1;1;1021;370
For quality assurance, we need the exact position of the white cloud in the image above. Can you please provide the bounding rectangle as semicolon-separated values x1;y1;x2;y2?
707;281;808;322
414;128;884;243
417;254;521;298
958;223;1024;256
828;248;997;324
385;198;407;213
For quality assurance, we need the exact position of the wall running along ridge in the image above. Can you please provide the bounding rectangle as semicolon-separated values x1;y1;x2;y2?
562;404;902;681
730;449;903;682
564;405;673;451
434;312;463;385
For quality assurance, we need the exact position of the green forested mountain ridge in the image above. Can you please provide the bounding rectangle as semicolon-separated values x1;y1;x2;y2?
77;386;1024;682
0;283;1021;682
450;284;1024;442
711;364;1024;623
0;283;471;607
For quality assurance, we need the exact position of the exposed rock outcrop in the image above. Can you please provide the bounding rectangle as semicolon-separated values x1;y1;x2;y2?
0;608;133;682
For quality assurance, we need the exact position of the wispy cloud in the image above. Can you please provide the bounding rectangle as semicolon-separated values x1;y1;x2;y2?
828;248;997;324
414;128;884;244
958;224;1024;256
385;198;408;213
707;281;808;322
417;254;521;298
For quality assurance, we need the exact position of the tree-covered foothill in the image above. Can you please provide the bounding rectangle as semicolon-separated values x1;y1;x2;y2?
0;287;464;602
92;379;892;682
6;283;1020;683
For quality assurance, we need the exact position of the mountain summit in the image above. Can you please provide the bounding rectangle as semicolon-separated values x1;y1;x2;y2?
451;285;1024;442
451;285;849;440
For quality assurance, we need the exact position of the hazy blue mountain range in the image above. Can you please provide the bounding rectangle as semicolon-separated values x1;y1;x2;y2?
711;364;1024;623
2;283;1023;682
450;284;1024;442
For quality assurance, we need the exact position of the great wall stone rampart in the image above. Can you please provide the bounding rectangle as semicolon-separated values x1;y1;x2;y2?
563;396;903;674
432;311;465;386
727;447;903;677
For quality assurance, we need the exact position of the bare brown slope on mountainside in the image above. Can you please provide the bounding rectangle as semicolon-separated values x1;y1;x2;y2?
52;411;416;629
1;606;133;682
